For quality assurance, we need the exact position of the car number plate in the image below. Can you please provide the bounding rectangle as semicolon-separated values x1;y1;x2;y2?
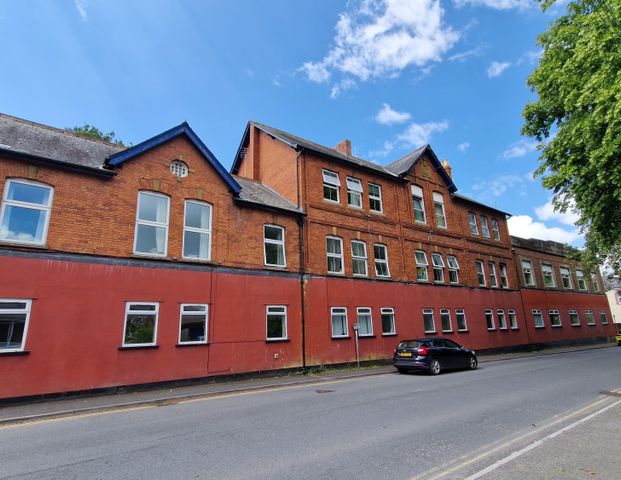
399;352;412;357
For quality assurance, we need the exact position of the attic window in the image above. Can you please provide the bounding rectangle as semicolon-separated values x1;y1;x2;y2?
170;160;189;178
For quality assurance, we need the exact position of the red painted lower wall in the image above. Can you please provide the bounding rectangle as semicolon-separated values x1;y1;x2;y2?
0;255;302;399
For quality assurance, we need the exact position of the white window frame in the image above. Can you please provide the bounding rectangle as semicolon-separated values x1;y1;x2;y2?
326;236;344;275
0;179;54;246
559;267;572;289
356;307;373;337
263;224;287;268
485;309;495;330
468;212;479;235
533;309;544;328
122;302;159;347
497;309;507;330
488;262;498;288
585;309;595;325
481;216;491;238
322;170;340;203
440;309;452;332
433;192;447;228
522;260;535;286
380;307;396;336
508;309;518;329
431;253;445;283
491;218;501;241
368;183;383;213
346;177;363;209
266;305;288;341
542;264;556;288
178;304;208;345
411;185;426;224
133;191;170;257
331;307;349;338
591;272;600;292
476;260;486;287
447;255;459;284
568;309;580;326
599;311;609;325
0;299;32;353
415;251;429;282
549;309;562;327
373;243;390;278
182;200;212;261
576;270;587;291
351;240;368;277
455;308;468;331
499;263;509;289
423;308;436;333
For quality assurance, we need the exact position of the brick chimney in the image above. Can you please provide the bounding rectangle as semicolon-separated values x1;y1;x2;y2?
335;139;352;156
441;159;452;178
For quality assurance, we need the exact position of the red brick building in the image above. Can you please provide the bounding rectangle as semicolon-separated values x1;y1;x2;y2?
0;114;614;399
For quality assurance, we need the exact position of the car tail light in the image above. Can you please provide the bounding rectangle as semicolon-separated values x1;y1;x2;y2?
417;346;429;355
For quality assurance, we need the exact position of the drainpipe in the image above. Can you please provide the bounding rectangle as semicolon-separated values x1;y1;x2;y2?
295;148;307;371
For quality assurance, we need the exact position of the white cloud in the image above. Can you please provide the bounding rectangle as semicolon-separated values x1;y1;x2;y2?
472;174;525;198
502;139;538;158
508;215;581;244
448;47;482;62
516;49;543;66
75;0;88;21
535;198;580;227
487;61;511;78
330;78;357;98
375;103;412;125
454;0;535;10
397;120;449;147
457;142;470;152
369;140;396;159
301;0;459;93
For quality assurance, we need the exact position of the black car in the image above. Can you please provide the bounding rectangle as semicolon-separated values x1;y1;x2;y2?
393;337;478;375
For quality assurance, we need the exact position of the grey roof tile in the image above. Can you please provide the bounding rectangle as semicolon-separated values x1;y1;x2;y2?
0;113;123;170
234;176;303;214
385;145;427;175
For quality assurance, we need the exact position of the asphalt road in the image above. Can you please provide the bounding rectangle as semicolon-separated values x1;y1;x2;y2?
2;348;620;480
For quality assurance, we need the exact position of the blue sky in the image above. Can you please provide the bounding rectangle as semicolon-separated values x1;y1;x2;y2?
0;0;581;244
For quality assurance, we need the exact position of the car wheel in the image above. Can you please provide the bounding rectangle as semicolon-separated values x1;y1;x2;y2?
397;367;408;374
468;356;478;370
429;359;441;376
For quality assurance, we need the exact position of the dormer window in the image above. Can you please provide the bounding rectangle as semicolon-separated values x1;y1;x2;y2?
322;170;340;203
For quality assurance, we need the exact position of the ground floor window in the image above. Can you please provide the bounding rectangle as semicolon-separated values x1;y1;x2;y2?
549;309;562;327
356;307;373;336
568;309;580;326
381;308;396;335
440;309;452;332
455;309;467;331
423;309;435;333
533;309;544;328
585;310;595;325
599;311;609;325
179;304;208;344
123;302;158;347
266;305;287;340
331;307;348;338
497;310;507;330
508;309;518;329
0;299;31;352
485;309;495;330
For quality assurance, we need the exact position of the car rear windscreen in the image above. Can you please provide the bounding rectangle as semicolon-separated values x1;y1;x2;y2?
398;341;423;349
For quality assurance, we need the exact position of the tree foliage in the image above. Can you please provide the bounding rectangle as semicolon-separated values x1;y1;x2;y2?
66;123;126;146
522;0;621;270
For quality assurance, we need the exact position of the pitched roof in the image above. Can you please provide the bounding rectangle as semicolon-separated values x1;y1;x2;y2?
107;122;241;194
0;113;123;174
385;144;457;193
232;121;397;178
234;176;303;215
453;193;511;217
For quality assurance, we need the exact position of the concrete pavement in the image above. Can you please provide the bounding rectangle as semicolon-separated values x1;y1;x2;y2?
0;342;616;426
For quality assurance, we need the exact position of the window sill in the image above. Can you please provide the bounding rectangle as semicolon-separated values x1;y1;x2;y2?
0;350;30;356
327;272;345;276
370;210;383;215
131;253;168;260
458;329;469;333
358;334;375;338
266;338;290;343
118;345;159;350
424;331;436;334
535;326;545;329
511;327;519;330
571;324;581;327
264;265;288;271
323;199;341;205
176;343;208;348
382;333;397;336
331;336;351;340
348;205;363;210
587;323;596;326
499;328;508;331
353;274;369;278
487;328;496;331
551;325;563;328
0;240;47;249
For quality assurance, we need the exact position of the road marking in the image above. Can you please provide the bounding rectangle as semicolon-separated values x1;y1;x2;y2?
464;398;621;480
411;391;621;480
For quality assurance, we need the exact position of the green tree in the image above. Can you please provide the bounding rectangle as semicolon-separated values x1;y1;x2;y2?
66;123;126;146
522;0;621;269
